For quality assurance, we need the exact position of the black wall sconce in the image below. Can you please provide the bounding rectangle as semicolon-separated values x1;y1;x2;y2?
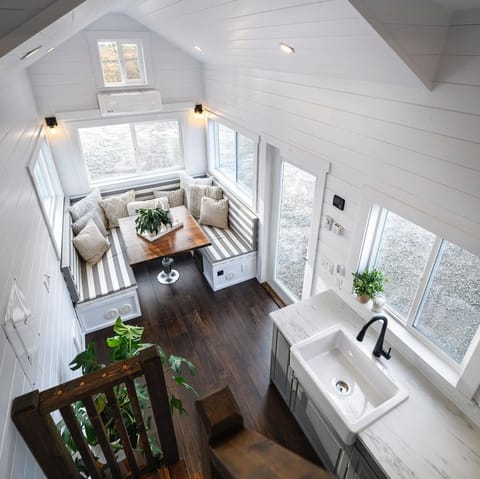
194;104;203;117
45;116;58;129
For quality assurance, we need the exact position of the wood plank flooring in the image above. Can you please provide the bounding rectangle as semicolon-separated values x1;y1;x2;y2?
87;253;320;477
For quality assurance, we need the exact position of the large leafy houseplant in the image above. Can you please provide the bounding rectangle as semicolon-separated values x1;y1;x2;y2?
135;208;171;235
58;317;196;474
352;269;387;303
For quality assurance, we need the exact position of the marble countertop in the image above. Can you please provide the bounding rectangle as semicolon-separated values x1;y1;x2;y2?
271;289;480;479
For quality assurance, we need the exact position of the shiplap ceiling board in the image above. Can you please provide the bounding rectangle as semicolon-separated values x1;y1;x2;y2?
122;0;429;87
2;0;479;85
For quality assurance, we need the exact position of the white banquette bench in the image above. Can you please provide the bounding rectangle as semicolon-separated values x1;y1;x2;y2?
61;177;258;333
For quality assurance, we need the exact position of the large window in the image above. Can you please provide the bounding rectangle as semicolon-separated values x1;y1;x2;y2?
28;135;64;258
367;208;480;366
97;39;146;87
210;120;257;201
78;119;183;185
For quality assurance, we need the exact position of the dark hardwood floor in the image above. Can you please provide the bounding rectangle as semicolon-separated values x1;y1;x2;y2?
87;253;320;477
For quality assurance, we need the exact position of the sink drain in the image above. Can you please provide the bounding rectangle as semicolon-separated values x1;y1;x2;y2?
335;380;350;395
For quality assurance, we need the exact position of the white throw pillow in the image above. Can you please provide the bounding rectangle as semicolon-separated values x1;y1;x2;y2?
100;190;135;228
73;219;110;265
69;189;108;228
179;172;213;209
126;197;169;216
199;197;229;229
72;210;108;237
187;185;223;218
153;189;184;207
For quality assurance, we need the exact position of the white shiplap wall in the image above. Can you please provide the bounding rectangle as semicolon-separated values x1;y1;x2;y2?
28;13;204;116
202;10;480;418
27;12;206;197
0;69;82;479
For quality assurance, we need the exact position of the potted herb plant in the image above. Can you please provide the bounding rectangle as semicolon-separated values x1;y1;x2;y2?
352;269;387;304
57;317;196;475
135;208;172;240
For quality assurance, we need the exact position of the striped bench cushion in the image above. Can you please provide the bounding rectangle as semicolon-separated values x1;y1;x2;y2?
77;228;136;303
212;181;258;250
201;225;255;263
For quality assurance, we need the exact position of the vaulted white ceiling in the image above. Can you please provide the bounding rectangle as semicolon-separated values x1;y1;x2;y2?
0;0;477;88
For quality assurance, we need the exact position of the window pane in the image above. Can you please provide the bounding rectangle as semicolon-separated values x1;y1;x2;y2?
414;242;480;363
101;61;122;84
275;162;316;300
134;121;182;171
78;124;136;183
237;134;255;193
98;41;119;61
217;124;236;180
124;59;141;80
373;211;435;318
121;43;138;60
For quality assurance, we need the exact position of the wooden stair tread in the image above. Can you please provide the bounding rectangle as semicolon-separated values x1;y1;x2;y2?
211;428;332;479
143;460;200;479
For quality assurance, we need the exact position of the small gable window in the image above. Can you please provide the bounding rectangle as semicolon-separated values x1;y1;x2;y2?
97;39;147;87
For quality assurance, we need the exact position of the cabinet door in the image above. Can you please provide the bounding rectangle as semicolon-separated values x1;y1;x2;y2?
346;447;382;479
292;383;344;474
270;325;293;405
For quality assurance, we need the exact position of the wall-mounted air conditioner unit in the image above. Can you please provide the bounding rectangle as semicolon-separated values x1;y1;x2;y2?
97;89;162;116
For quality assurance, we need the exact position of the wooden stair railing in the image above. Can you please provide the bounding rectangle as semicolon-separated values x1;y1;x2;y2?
196;386;333;479
11;346;188;479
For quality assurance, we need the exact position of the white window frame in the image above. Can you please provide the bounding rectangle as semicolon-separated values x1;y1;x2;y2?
74;114;185;190
97;39;147;87
28;127;64;259
348;186;480;401
364;208;478;372
86;31;154;90
206;114;259;208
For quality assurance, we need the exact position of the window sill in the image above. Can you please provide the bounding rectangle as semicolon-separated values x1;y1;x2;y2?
90;169;184;194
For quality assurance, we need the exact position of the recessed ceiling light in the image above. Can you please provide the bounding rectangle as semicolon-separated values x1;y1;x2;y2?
279;43;295;55
194;45;203;52
21;45;42;60
47;47;55;53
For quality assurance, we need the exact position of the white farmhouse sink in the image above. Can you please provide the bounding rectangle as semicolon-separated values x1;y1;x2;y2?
290;325;408;445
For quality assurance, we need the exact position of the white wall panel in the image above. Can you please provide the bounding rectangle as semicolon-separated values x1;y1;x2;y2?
28;13;204;115
203;13;480;305
28;12;206;196
0;69;81;479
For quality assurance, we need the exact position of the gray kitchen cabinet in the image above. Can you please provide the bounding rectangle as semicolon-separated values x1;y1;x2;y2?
345;443;387;479
291;379;349;476
270;324;294;406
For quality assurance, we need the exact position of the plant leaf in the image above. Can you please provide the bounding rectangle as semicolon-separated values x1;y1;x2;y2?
173;375;198;396
69;342;101;374
170;395;187;415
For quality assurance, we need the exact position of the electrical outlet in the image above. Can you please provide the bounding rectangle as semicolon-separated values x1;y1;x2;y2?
336;264;346;276
336;278;343;290
324;216;333;230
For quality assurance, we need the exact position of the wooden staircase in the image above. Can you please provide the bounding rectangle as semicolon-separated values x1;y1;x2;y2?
196;386;333;479
11;347;200;479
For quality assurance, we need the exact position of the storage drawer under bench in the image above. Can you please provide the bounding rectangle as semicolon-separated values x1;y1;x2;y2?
202;251;256;291
75;286;141;333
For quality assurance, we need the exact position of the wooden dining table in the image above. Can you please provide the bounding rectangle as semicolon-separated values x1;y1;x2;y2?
118;205;211;284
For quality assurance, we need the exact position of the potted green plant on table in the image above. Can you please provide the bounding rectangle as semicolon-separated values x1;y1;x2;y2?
57;317;196;475
135;208;172;241
352;269;387;304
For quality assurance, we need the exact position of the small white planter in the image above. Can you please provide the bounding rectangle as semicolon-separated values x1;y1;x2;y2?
372;293;387;313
